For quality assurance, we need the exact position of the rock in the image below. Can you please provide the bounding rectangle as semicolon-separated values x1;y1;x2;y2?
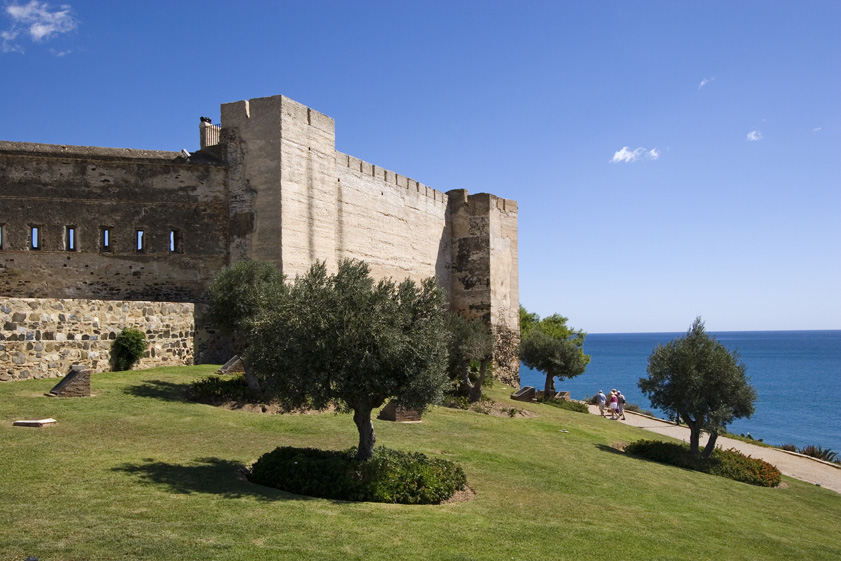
510;386;535;402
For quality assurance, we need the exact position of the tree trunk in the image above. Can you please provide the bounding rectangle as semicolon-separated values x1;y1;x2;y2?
242;361;261;392
353;407;376;461
702;431;719;458
544;374;555;399
460;365;473;397
467;359;489;403
683;415;701;455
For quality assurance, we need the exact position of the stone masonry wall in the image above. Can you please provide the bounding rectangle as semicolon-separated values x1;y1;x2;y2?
0;142;229;302
334;152;451;286
0;298;195;382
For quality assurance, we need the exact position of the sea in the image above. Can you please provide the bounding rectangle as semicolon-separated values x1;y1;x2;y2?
519;330;841;452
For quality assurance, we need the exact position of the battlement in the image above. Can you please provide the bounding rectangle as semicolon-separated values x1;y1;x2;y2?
336;152;448;204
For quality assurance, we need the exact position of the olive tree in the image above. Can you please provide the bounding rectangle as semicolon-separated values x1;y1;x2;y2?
518;308;589;396
204;260;287;391
639;317;756;457
446;314;494;403
246;259;450;461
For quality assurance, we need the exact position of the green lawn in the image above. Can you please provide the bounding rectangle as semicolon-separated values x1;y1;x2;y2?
1;366;839;561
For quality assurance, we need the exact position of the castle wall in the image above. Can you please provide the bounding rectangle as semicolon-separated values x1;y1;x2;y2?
335;153;451;286
0;298;195;381
0;93;519;384
0;142;230;302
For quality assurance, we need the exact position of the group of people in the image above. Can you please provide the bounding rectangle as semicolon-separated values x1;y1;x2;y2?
595;389;625;420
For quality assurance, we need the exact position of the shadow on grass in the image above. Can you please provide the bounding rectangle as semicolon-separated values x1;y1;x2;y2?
123;379;191;402
112;457;317;502
595;443;628;456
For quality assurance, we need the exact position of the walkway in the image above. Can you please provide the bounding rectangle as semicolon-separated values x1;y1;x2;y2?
587;405;841;494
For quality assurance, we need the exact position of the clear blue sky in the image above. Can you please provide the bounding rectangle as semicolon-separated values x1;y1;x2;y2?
2;1;839;333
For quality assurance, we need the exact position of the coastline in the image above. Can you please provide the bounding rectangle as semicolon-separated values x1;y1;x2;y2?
587;404;841;494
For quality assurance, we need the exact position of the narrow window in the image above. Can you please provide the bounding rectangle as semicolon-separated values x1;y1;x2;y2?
30;226;41;250
136;230;145;253
169;229;181;253
66;226;77;251
0;224;4;250
101;227;111;252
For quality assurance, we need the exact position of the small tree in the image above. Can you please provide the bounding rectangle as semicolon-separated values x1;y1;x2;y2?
446;313;494;403
518;308;590;397
112;328;147;371
639;317;757;457
204;260;287;391
246;259;450;461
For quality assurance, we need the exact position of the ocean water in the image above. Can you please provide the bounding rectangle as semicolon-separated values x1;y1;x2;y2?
519;330;841;452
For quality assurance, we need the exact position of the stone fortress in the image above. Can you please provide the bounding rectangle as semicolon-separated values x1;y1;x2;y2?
0;94;519;384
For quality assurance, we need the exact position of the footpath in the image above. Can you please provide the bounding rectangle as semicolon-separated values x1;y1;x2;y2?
586;405;841;494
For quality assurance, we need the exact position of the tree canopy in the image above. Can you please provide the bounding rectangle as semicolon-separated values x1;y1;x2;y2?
518;306;590;396
245;259;450;460
639;317;756;457
445;313;494;403
204;260;287;390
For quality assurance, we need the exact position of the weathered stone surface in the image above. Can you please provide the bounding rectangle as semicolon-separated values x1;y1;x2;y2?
49;365;91;397
217;355;245;374
510;386;536;402
0;298;195;381
377;399;423;422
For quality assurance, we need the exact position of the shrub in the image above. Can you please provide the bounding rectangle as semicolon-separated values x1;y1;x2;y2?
111;328;147;371
540;398;589;413
190;374;262;404
249;446;467;504
798;445;838;463
779;443;798;452
624;403;654;417
625;439;781;487
709;448;782;487
441;394;470;410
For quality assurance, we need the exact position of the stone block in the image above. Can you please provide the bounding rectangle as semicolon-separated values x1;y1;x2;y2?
217;355;245;374
49;365;91;397
510;386;535;402
377;399;422;422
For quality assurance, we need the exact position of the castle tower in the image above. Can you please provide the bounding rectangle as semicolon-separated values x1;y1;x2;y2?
220;95;339;275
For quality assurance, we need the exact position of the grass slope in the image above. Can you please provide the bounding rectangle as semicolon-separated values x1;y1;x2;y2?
1;366;839;561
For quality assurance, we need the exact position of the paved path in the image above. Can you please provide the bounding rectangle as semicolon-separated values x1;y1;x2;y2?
588;405;841;494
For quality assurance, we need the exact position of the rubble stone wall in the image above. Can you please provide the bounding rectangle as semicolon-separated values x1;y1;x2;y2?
0;298;195;381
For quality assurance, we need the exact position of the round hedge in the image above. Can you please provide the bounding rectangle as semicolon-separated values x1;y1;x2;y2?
249;446;467;504
625;439;781;487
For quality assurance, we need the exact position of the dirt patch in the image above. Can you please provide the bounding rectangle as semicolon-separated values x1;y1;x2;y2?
203;400;334;415
441;485;476;504
443;399;537;418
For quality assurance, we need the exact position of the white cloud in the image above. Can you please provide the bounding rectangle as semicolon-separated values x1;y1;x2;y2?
746;130;763;142
698;76;715;89
813;127;822;132
2;1;77;53
610;146;660;164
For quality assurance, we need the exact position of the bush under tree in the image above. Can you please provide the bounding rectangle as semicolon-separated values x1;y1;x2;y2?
249;446;466;504
639;317;757;457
